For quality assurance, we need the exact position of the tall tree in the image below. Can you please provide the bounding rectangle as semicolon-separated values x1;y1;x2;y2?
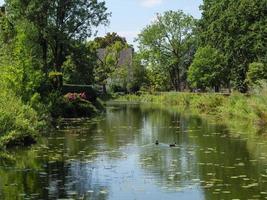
198;0;267;92
4;0;110;74
138;10;196;91
62;41;97;85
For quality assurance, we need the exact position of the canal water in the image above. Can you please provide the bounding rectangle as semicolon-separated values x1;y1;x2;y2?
1;103;267;200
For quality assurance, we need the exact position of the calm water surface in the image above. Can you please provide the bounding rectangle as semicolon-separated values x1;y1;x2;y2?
1;103;267;200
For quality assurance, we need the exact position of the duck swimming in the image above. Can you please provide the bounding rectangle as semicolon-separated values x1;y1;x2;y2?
169;143;176;147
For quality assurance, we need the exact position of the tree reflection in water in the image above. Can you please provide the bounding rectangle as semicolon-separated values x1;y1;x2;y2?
0;103;267;199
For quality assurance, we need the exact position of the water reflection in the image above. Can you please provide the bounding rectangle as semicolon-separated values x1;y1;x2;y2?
1;103;267;199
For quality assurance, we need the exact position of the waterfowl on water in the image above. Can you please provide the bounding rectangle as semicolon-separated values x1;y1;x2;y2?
155;140;159;145
169;143;176;147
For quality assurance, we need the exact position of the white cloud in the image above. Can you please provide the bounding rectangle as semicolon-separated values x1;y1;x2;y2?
140;0;163;8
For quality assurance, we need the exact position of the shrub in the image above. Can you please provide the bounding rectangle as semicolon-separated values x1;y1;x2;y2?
62;84;97;101
0;89;39;149
48;92;100;118
188;46;226;91
62;99;98;118
64;92;88;101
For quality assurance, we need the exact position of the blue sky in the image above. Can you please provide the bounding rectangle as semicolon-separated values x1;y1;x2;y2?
98;0;203;46
0;0;203;46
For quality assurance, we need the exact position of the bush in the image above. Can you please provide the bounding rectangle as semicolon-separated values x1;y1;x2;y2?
188;46;226;91
48;92;100;118
62;84;97;101
0;89;39;149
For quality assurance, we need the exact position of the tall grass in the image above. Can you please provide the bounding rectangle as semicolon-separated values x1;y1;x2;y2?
118;90;267;127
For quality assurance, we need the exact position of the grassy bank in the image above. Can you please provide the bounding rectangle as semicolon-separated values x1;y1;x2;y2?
117;92;267;128
0;89;105;150
0;90;39;150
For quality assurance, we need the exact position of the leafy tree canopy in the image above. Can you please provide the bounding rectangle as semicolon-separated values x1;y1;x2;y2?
138;10;196;91
187;46;226;91
198;0;267;92
95;32;127;49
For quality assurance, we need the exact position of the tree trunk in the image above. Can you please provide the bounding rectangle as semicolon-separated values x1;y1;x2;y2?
41;37;48;75
169;70;176;91
102;84;107;94
169;66;181;92
176;66;181;92
54;38;64;72
228;81;231;93
214;85;220;93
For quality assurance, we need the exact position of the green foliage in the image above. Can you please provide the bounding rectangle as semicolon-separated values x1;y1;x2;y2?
95;32;127;48
118;91;267;126
4;0;110;73
48;72;63;77
199;0;267;92
138;10;196;91
127;53;147;93
246;62;267;86
62;42;97;85
0;0;109;150
62;56;76;83
146;65;170;91
0;18;44;102
110;67;128;93
60;99;98;118
48;71;63;89
250;81;267;96
94;38;129;93
0;89;39;149
0;130;37;149
188;46;226;91
0;15;43;149
48;92;99;118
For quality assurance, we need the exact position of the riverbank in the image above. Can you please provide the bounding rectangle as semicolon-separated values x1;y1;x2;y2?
0;89;104;150
117;92;267;131
0;91;39;150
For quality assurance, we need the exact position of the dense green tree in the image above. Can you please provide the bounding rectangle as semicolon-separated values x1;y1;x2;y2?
62;42;97;85
127;53;147;92
198;0;267;92
138;10;196;91
95;32;127;48
0;17;43;101
4;0;110;74
187;46;226;92
246;62;267;86
146;64;170;91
